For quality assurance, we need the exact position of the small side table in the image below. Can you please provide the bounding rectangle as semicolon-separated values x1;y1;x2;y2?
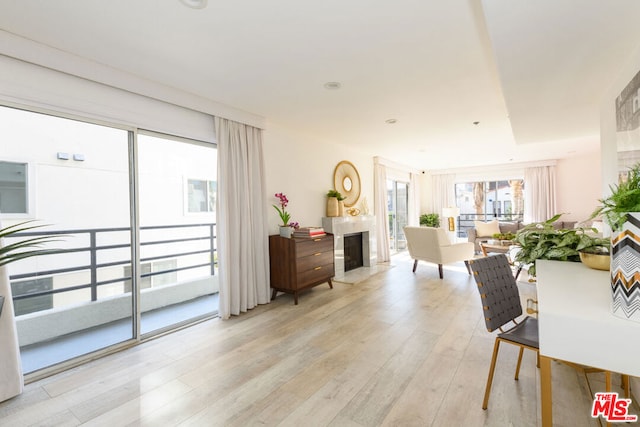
480;242;512;256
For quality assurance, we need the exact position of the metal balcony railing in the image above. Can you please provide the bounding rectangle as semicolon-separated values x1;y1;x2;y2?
7;223;217;312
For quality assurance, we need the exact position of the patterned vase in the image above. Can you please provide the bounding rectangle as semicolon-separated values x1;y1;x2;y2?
610;212;640;322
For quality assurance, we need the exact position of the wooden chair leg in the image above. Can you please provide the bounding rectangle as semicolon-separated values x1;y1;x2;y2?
412;259;418;273
438;264;443;279
605;371;612;392
515;346;524;380
483;338;501;410
622;374;630;398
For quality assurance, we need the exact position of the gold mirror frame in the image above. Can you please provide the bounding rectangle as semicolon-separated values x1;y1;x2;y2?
333;160;361;207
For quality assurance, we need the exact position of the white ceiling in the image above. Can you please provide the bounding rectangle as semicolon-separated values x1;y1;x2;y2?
1;0;640;171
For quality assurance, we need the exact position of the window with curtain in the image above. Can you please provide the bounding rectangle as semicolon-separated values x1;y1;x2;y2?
455;179;525;237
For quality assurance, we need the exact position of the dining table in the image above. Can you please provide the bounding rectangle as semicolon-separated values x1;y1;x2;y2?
536;260;640;426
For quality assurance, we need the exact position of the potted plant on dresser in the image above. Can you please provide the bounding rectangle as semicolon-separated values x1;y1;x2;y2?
326;190;345;217
592;163;640;322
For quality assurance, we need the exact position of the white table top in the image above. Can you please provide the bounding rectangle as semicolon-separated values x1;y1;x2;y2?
536;260;640;377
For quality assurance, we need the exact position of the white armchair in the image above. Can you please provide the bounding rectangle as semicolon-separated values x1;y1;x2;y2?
404;226;475;278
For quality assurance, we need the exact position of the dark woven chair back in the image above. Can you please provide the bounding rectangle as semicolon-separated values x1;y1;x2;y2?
469;254;522;332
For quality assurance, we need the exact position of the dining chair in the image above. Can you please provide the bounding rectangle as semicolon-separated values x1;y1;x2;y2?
468;254;539;409
469;254;631;413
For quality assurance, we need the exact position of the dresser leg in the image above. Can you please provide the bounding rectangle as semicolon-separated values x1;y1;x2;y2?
271;288;277;301
294;292;299;305
328;278;333;289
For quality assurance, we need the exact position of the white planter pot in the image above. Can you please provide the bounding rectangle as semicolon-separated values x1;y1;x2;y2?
610;212;640;322
279;226;292;238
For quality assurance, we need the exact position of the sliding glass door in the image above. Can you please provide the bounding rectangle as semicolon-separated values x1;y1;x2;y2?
1;105;134;373
137;132;218;336
454;179;525;238
1;106;219;374
387;179;409;253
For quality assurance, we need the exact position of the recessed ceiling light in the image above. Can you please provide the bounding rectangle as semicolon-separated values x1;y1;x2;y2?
385;119;397;124
180;0;208;9
323;82;341;90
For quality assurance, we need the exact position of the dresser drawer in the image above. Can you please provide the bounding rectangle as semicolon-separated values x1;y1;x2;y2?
295;236;333;258
297;251;334;272
297;261;334;287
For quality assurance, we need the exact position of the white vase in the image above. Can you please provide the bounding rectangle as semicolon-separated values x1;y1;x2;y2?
0;251;24;402
610;212;640;322
279;226;292;238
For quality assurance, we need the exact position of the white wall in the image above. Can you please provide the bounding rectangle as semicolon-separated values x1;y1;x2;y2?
262;122;375;235
556;147;602;222
600;45;640;194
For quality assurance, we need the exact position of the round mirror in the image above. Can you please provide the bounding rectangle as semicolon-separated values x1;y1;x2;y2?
343;176;352;192
333;161;361;207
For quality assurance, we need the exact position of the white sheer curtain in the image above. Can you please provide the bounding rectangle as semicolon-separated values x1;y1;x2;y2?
374;162;391;262
0;228;24;402
431;173;456;220
215;116;270;319
524;165;557;223
408;172;420;226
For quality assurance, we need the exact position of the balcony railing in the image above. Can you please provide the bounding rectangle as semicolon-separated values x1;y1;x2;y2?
7;222;217;313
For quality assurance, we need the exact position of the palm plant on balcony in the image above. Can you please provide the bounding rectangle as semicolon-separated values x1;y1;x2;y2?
0;221;59;402
0;221;60;267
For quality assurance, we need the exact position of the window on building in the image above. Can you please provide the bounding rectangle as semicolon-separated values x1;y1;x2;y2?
188;179;216;213
0;161;28;214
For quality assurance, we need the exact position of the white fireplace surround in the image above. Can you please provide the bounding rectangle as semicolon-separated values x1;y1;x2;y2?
321;216;377;281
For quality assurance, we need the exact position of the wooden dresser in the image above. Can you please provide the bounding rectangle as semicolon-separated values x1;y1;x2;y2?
269;233;334;304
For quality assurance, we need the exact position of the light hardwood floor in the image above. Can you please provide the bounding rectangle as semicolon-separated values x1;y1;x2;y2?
0;253;632;426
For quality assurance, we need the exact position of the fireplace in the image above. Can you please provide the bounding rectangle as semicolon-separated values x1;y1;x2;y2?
344;232;364;272
321;216;377;281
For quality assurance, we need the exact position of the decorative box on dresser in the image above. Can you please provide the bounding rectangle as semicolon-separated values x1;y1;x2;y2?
269;233;334;304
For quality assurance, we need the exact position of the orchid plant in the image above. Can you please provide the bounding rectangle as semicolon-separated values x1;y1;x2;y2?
273;193;297;228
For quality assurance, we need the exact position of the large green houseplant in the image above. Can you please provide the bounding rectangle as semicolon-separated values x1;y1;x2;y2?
513;214;609;277
591;162;640;322
591;163;640;231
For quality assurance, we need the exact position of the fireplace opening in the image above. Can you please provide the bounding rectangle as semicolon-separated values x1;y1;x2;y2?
344;232;364;272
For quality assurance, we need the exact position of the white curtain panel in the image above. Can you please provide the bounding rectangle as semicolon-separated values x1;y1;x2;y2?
215;117;270;319
524;165;557;223
0;228;24;402
374;162;391;262
431;173;456;221
408;172;421;226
